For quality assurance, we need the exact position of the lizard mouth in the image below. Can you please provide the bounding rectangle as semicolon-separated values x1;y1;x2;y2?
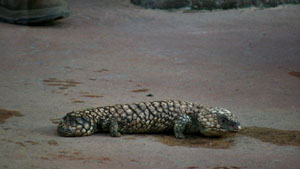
229;124;242;132
57;121;76;136
211;124;242;133
57;123;69;136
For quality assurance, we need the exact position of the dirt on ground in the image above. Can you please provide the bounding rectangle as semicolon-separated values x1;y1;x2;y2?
0;0;300;169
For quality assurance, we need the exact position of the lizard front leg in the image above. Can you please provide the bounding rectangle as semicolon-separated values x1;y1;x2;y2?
174;114;191;139
109;118;122;137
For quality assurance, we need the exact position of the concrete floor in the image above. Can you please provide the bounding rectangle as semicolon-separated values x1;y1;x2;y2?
0;0;300;168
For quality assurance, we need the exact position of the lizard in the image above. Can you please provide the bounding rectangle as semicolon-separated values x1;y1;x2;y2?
57;100;241;138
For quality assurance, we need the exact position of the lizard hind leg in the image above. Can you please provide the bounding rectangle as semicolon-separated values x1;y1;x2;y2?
57;112;96;137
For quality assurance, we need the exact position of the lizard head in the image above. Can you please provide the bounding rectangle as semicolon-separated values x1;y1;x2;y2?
57;112;95;137
198;107;241;136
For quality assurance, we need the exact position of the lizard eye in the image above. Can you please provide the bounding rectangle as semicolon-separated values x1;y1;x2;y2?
220;117;228;123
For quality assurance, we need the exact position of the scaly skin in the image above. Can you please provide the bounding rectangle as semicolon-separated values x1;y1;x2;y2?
57;100;241;138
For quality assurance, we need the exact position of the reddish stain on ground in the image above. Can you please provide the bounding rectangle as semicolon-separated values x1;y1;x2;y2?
155;127;300;149
239;127;300;146
40;157;50;160
231;167;243;169
2;139;39;147
46;153;85;161
94;68;109;73
43;151;113;162
288;71;300;79
213;167;243;169
213;167;230;169
64;66;84;71
81;94;103;98
48;140;58;146
0;108;23;123
131;88;149;93
103;157;112;161
122;137;137;140
25;141;39;145
15;142;26;147
73;152;81;155
72;100;85;104
1;139;13;143
154;134;236;149
187;166;199;169
43;78;82;90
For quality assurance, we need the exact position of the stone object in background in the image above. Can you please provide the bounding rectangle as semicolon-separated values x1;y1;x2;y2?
131;0;190;9
131;0;300;9
0;0;70;24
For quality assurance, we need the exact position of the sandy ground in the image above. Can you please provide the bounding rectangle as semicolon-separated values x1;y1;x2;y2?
0;0;300;169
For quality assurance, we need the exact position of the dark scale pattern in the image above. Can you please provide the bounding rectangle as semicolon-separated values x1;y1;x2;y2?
57;100;242;138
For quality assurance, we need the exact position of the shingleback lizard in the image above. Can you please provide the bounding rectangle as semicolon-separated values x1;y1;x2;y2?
57;100;241;138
